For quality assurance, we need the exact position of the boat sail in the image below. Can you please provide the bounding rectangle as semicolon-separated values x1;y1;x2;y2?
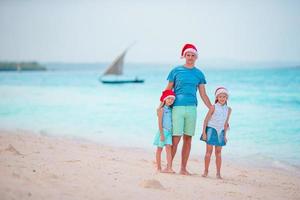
100;47;144;84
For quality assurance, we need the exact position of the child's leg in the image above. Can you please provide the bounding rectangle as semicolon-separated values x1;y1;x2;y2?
203;144;213;177
162;145;175;173
215;146;222;179
156;147;163;171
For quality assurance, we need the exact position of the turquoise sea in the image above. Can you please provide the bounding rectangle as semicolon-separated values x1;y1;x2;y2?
0;63;300;171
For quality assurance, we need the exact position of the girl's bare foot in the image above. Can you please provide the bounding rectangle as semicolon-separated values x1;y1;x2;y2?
156;168;162;173
216;173;222;179
162;168;175;174
179;170;192;175
202;170;208;177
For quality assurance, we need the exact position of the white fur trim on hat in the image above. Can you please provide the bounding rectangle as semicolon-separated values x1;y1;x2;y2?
163;95;175;102
181;48;198;58
215;87;229;97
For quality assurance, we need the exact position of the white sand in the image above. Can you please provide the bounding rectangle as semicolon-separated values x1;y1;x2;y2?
0;130;299;200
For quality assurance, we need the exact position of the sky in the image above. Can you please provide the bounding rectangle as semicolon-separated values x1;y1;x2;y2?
0;0;299;64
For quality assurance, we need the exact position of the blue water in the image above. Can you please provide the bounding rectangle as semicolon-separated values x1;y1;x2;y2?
0;63;300;171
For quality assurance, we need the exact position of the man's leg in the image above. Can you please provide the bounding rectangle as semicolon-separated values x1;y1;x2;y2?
171;106;184;162
180;134;192;175
171;136;181;161
180;106;196;175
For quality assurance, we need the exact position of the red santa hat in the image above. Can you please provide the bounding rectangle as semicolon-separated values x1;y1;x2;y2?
181;43;198;58
160;89;176;102
215;87;229;98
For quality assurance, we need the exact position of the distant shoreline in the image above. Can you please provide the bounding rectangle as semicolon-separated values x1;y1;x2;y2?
0;62;46;71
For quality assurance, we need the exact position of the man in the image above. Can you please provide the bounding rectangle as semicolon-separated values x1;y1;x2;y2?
165;43;212;175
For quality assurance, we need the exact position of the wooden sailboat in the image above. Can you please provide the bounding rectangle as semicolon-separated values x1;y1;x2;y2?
100;47;144;84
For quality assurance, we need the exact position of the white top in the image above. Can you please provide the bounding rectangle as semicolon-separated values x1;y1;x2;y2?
207;103;229;135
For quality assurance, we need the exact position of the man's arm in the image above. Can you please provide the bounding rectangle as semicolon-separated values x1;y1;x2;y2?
165;82;174;90
198;84;212;109
202;105;214;140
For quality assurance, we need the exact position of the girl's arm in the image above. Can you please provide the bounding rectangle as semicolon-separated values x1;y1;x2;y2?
202;105;215;139
157;108;164;141
156;102;164;116
224;107;232;134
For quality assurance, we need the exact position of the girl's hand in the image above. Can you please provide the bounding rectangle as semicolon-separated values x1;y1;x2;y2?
224;136;228;144
224;123;230;131
202;133;207;141
160;134;165;142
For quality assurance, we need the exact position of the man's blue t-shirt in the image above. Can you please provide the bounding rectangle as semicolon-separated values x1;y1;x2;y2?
167;65;206;106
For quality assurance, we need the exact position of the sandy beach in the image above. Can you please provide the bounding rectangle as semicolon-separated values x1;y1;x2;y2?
0;130;299;200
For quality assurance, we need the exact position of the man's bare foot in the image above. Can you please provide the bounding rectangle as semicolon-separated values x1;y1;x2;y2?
202;170;208;177
161;168;175;174
216;173;222;179
179;170;192;175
